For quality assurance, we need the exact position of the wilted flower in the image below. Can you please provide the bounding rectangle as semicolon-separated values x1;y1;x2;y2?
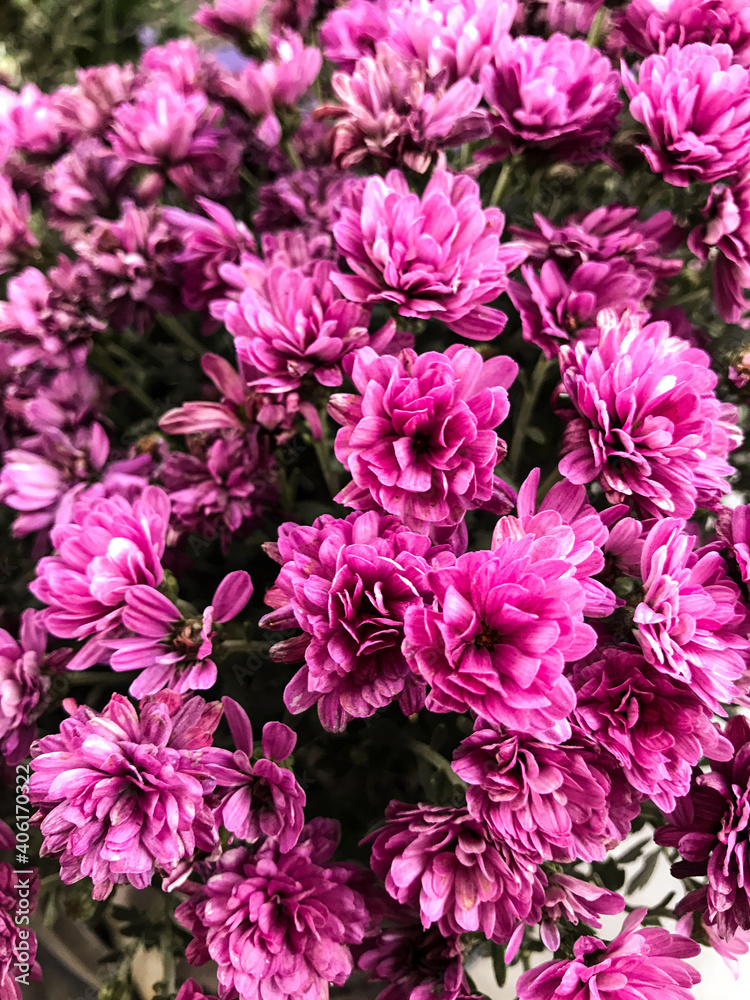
558;310;741;517
332;168;526;340
480;33;622;163
175;820;369;1000
330;345;517;533
617;0;750;68
623;43;750;186
570;644;733;811
366;801;545;942
633;518;750;712
29;692;222;899
260;510;435;732
657;714;750;938
517;909;700;1000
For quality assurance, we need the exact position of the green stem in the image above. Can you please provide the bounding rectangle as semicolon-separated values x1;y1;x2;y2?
312;412;340;497
508;354;555;481
64;671;122;686
156;313;206;356
489;158;515;207
89;345;157;415
161;896;176;996
407;739;467;789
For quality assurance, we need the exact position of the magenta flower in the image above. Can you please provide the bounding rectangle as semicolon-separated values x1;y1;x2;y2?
365;801;545;943
633;518;750;713
0;611;53;766
331;168;527;340
677;913;750;979
160;428;278;551
54;63;136;139
0;176;37;274
517;909;700;1000
453;726;639;863
717;503;750;583
260;510;435;732
175;981;218;1000
403;532;597;738
319;44;488;174
617;0;750;69
29;487;170;668
558;310;741;517
539;874;624;954
159;352;258;437
208;697;305;851
0;862;40;1000
623;43;750;186
105;571;253;697
320;0;390;71
657;714;750;939
480;33;621;164
329;345;517;533
45;139;133;241
175;820;369;1000
254;166;356;236
570;644;733;812
29;692;222;900
194;0;265;42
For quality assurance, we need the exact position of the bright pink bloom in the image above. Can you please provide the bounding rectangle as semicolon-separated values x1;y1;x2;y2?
453;726;639;863
539;874;624;954
329;345;517;532
570;644;733;812
175;820;369;1000
260;510;435;732
633;518;750;712
0;611;53;765
480;33;621;163
517;909;700;1000
617;0;750;68
320;0;390;71
0;862;40;999
558;310;741;517
623;43;750;186
29;692;222;900
365;801;545;943
658;715;750;938
207;697;305;851
331;168;526;340
105;571;253;697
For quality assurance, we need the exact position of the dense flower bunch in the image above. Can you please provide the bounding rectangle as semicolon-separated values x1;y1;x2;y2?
5;1;750;997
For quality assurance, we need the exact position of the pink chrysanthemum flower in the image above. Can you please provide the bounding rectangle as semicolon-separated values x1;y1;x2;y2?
329;345;517;533
0;611;53;766
331;168;527;340
208;697;305;852
403;527;598;738
29;486;170;669
365;801;545;943
105;571;252;697
558;310;741;517
254;166;357;236
658;715;750;938
538;874;624;955
0;176;38;274
29;692;222;900
453;726;640;863
318;44;488;174
617;0;750;69
45;139;133;242
260;510;435;732
717;502;750;582
516;909;700;1000
175;819;369;1000
320;0;390;71
0;862;40;999
54;63;136;139
571;644;734;812
194;0;265;42
480;33;622;163
622;43;750;186
632;518;750;712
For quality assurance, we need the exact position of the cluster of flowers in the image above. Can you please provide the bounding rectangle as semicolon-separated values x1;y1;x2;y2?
2;0;750;998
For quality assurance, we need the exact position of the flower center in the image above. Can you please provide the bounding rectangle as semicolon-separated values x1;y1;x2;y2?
412;431;431;455
475;622;503;649
170;617;204;662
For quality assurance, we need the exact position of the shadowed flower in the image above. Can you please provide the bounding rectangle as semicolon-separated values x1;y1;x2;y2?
0;611;54;766
517;909;700;1000
717;502;750;582
331;168;526;340
45;139;133;241
175;981;218;1000
194;0;265;42
0;862;40;999
29;692;223;900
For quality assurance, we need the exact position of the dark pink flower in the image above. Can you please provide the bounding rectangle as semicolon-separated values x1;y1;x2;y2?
403;531;597;738
480;33;621;163
0;862;40;999
194;0;265;42
538;874;624;954
0;176;37;274
657;715;750;938
453;726;639;863
54;63;137;139
329;345;517;532
320;0;390;71
617;0;750;68
623;43;750;186
175;980;218;1000
45;139;133;241
570;644;733;812
517;909;700;1000
175;820;369;1000
331;168;527;340
0;611;53;765
260;510;435;732
29;692;222;900
558;310;741;517
633;518;750;713
207;697;305;851
717;503;750;583
254;166;356;236
105;571;253;697
365;801;545;943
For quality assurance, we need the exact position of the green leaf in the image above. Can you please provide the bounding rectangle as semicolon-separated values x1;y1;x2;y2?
626;848;662;894
616;836;651;865
491;941;507;989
